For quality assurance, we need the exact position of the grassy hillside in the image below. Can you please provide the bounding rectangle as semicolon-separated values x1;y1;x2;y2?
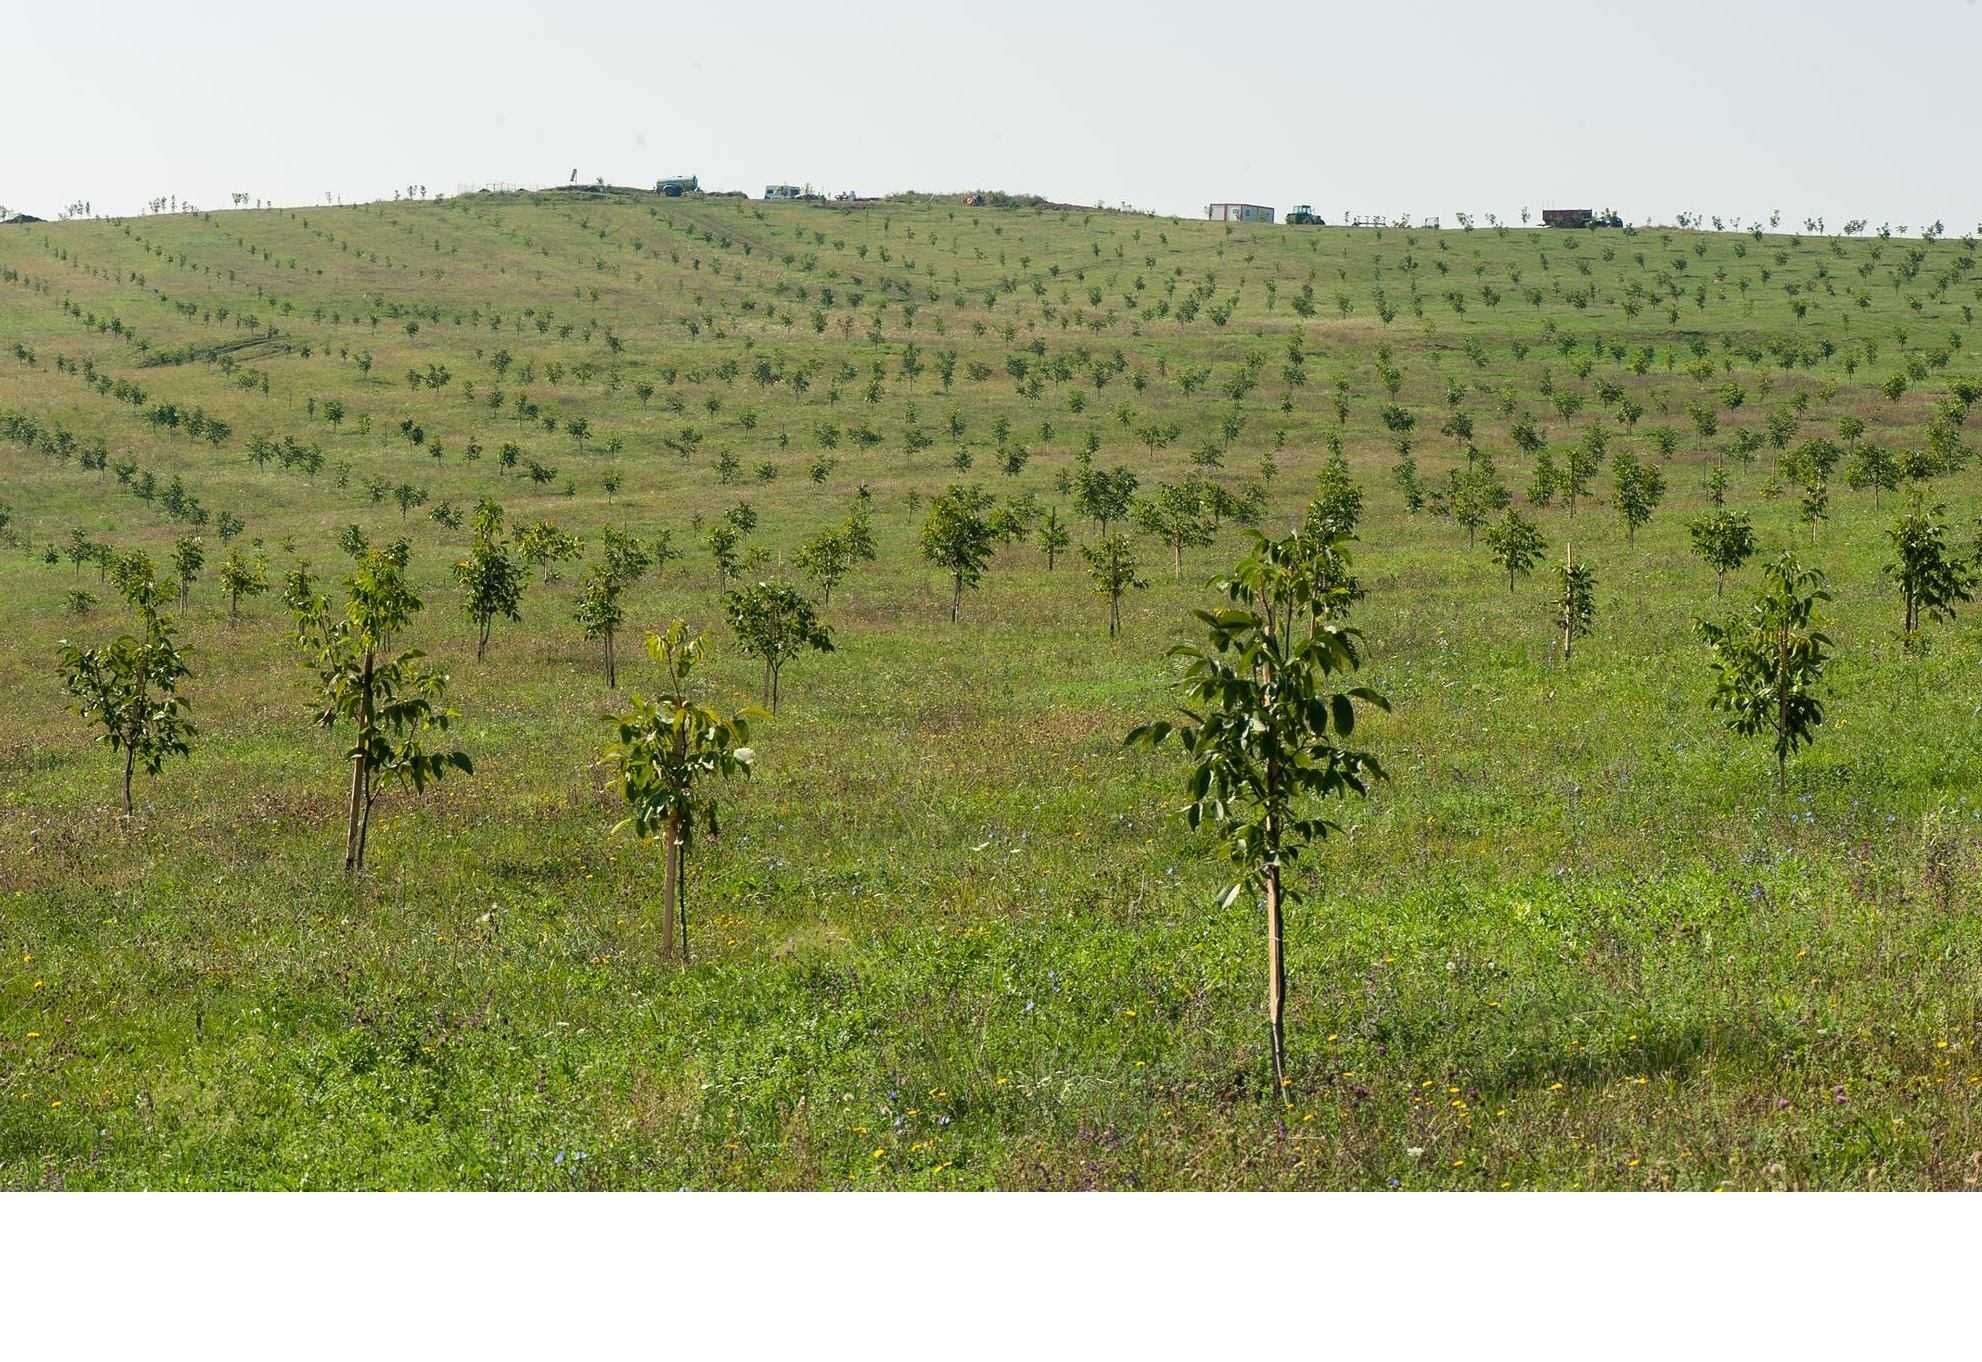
2;190;1979;1188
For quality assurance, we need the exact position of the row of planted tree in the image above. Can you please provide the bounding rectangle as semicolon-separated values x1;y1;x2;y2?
54;452;1979;1088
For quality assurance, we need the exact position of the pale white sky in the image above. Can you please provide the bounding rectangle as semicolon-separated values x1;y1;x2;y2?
7;0;1980;231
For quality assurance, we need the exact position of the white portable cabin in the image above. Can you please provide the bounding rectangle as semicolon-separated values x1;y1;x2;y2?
1206;203;1274;224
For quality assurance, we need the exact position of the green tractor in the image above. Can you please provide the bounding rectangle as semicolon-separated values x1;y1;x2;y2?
1286;204;1325;226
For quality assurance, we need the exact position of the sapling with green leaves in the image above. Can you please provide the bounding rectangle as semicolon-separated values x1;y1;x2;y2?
1846;442;1899;506
1392;444;1425;513
1072;452;1138;537
919;484;996;622
1561;429;1605;516
453;499;526;660
1527;447;1558;509
1687;509;1757;596
1611;451;1665;543
1553;544;1596;662
987;496;1040;549
723;580;834;712
216;545;269;622
515;520;583;584
1037;506;1072;571
1798;478;1830;544
706;522;742;593
573;529;656;686
574;562;628;686
1081;533;1146;637
171;534;205;604
1883;495;1974;651
598;527;653;591
288;550;472;874
1133;478;1217;578
605;621;761;963
1697;553;1832;794
1289;517;1364;626
1703;464;1730;508
1125;527;1388;1097
56;552;196;816
649;528;684;580
1484;508;1546;592
336;524;369;559
1308;448;1364;538
1448;467;1507;546
794;524;855;606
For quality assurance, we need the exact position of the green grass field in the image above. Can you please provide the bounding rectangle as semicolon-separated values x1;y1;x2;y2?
2;189;1979;1189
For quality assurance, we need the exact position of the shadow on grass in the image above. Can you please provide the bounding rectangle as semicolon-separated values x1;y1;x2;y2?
1477;1012;1802;1095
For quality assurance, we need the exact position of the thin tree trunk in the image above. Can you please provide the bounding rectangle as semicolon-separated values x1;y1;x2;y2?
1777;618;1790;795
1256;575;1291;1100
661;808;681;962
1561;541;1574;662
356;784;374;871
1265;855;1288;1100
122;647;154;817
345;649;373;872
344;755;366;870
